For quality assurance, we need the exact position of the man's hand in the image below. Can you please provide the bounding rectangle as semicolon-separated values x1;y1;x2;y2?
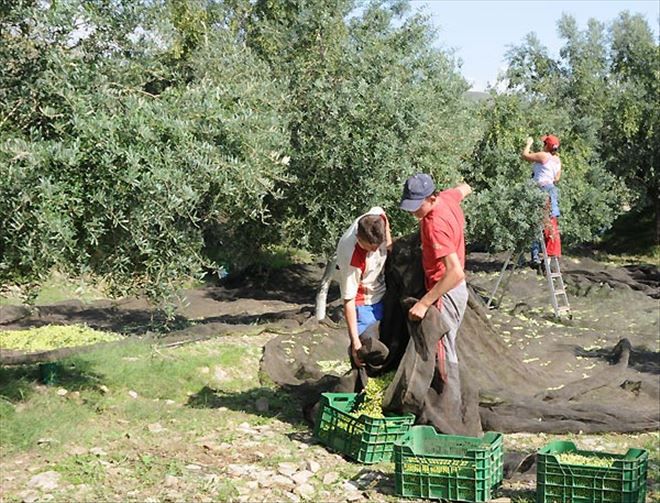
409;253;464;322
351;340;364;367
526;136;534;147
408;300;430;321
455;182;472;199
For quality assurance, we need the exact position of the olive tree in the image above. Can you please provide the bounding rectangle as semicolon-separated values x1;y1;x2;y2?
244;0;476;253
0;0;291;299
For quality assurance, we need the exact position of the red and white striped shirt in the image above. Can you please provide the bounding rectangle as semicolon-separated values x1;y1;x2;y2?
335;207;388;306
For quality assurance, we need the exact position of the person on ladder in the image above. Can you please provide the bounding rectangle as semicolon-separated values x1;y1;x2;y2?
522;134;562;271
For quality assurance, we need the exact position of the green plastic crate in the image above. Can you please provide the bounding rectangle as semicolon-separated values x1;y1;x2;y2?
536;440;648;503
313;392;415;464
393;425;504;502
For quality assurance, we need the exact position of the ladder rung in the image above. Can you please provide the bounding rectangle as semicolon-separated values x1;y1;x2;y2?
540;232;570;315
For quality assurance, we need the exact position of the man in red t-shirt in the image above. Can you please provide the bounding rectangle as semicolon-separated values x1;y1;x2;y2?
399;173;472;385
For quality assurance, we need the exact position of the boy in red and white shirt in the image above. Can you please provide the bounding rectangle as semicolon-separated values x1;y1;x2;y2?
336;207;392;366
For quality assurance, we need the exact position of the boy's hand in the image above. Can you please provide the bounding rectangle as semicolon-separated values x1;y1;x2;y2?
408;300;429;321
526;137;534;147
351;341;364;367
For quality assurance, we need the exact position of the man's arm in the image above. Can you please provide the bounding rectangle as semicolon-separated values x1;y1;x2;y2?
384;215;393;252
522;137;548;163
343;298;364;366
408;252;465;321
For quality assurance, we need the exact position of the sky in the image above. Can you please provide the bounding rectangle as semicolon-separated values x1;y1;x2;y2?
408;0;660;92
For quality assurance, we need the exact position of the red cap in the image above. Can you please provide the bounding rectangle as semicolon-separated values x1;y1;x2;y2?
542;134;560;150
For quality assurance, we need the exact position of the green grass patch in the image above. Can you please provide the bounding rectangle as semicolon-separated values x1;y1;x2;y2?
214;480;240;500
0;337;256;456
0;390;101;454
256;245;314;269
127;453;186;486
34;277;104;305
0;271;107;306
54;453;107;484
81;341;251;399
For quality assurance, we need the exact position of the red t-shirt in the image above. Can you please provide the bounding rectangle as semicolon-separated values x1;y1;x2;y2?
420;188;466;298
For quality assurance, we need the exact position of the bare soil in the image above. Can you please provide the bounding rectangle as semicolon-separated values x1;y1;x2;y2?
2;254;658;416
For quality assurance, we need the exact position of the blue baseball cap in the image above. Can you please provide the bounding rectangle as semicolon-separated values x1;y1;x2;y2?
400;173;436;212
